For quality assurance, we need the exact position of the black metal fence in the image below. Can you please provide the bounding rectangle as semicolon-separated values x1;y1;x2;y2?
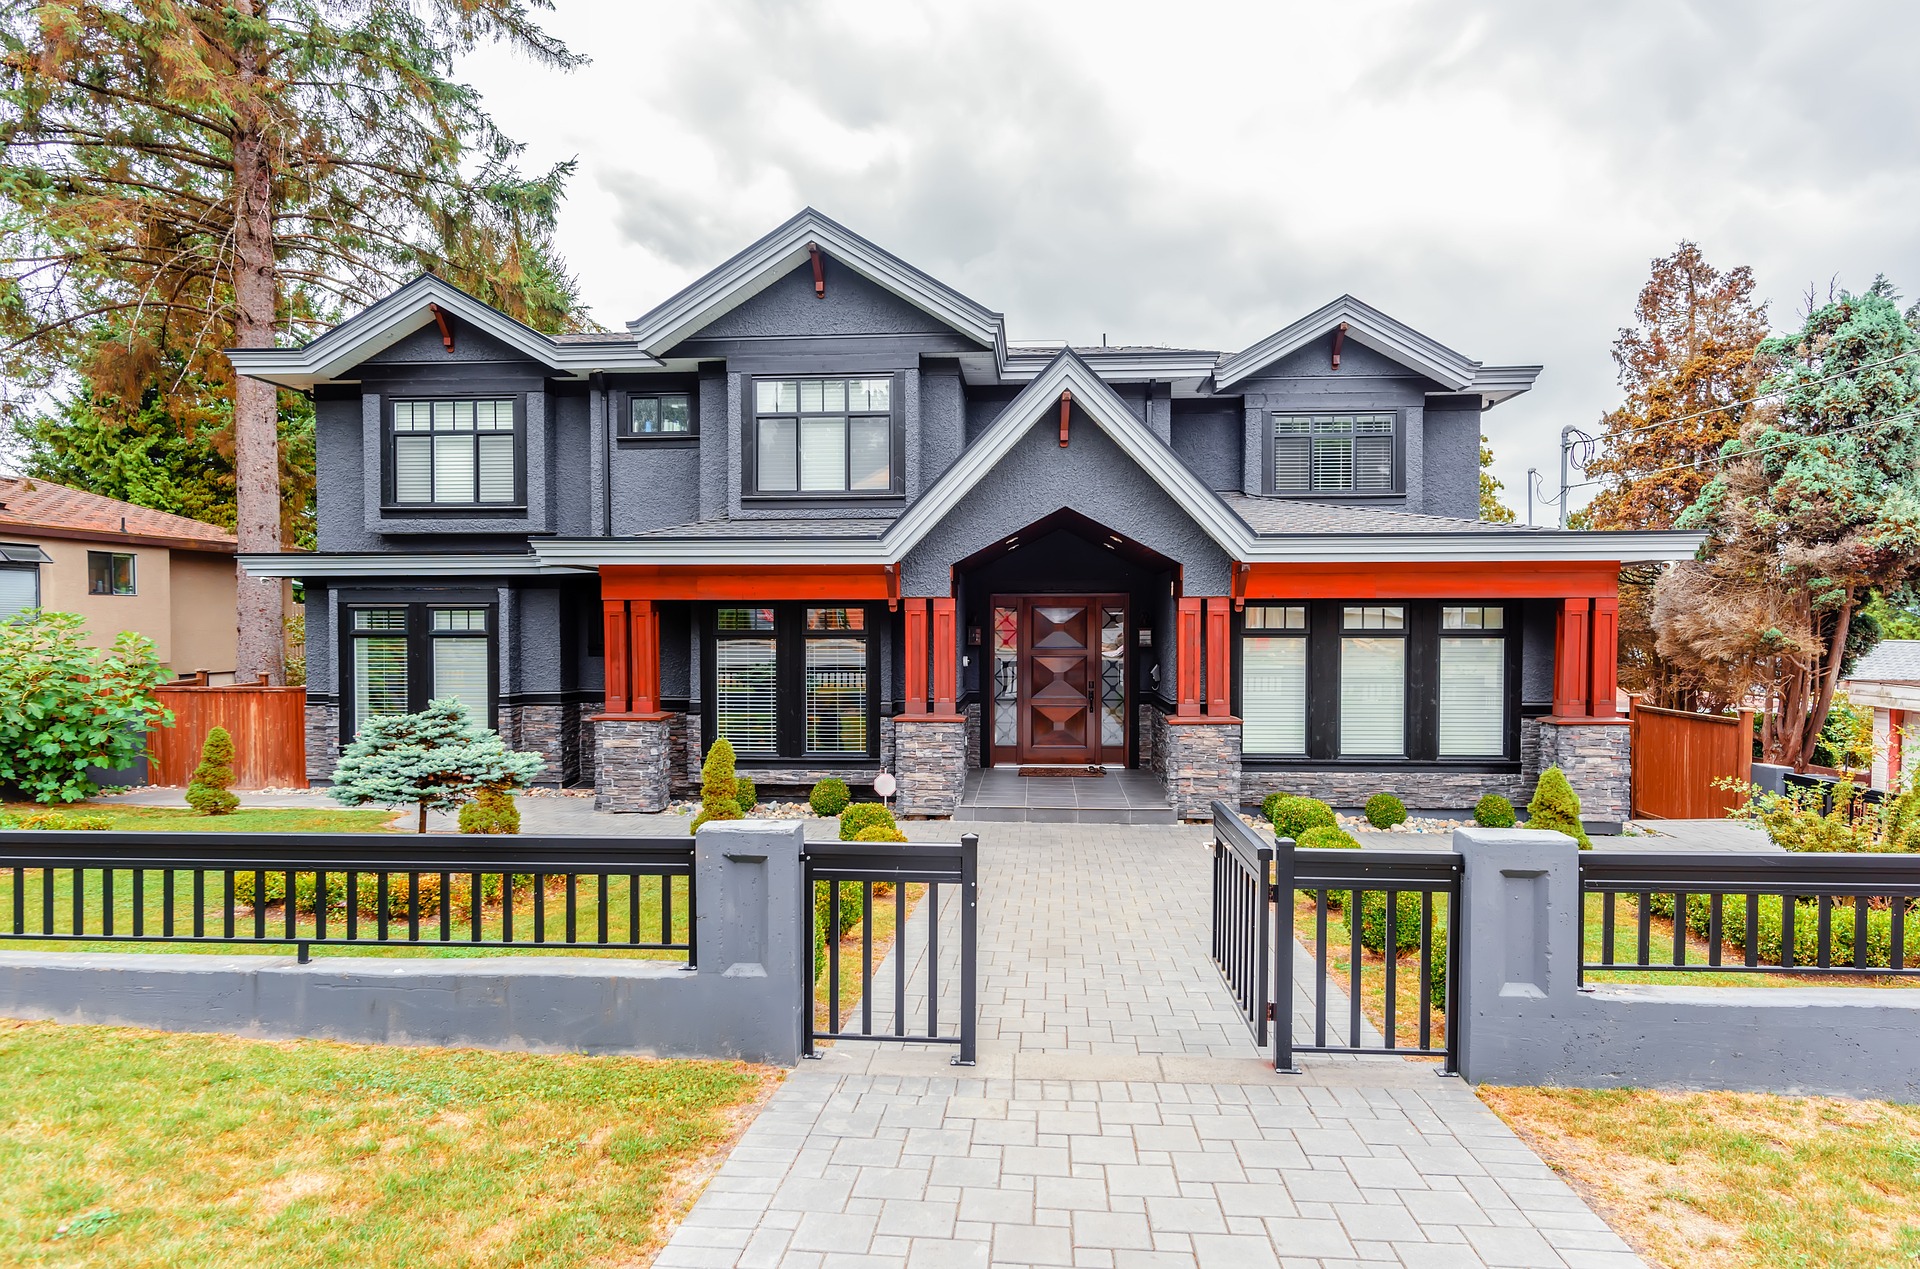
1581;851;1920;980
803;834;978;1066
0;831;695;963
1212;802;1461;1074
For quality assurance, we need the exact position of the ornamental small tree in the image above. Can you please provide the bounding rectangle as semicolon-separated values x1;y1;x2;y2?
330;698;544;833
1526;766;1593;850
185;726;240;815
0;609;173;802
690;738;743;834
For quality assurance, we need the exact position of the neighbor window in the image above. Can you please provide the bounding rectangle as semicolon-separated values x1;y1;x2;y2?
1339;605;1405;756
1241;605;1307;755
752;377;894;494
1272;412;1395;493
390;398;519;506
87;551;135;596
1437;606;1506;757
0;543;46;619
622;392;693;438
345;604;495;737
709;604;876;761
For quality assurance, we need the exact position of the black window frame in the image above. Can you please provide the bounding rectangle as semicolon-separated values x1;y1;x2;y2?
1266;410;1403;496
617;387;698;442
384;394;527;510
1239;604;1310;757
743;374;906;501
339;600;499;741
86;550;136;596
702;601;882;765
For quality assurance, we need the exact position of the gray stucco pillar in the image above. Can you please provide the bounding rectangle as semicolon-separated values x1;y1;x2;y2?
1453;826;1583;1086
693;820;806;1063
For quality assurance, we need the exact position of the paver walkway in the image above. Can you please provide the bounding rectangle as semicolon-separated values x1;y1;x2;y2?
656;822;1641;1268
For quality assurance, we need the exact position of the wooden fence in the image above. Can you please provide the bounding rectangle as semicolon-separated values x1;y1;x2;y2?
148;681;309;789
1628;698;1752;819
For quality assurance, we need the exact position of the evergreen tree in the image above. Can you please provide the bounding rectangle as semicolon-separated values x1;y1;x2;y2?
185;725;239;814
1526;767;1592;851
330;697;544;832
690;738;743;834
1478;435;1516;523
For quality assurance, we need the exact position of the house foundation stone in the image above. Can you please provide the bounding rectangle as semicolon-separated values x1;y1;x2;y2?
594;715;673;813
499;703;566;786
1536;717;1631;830
1159;717;1241;821
893;717;967;817
304;702;339;783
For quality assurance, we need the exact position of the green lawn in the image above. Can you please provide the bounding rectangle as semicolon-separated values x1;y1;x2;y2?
1580;893;1920;989
4;803;400;833
0;1017;775;1267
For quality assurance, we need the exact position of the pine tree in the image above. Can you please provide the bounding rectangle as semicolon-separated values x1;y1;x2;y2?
690;738;743;835
1526;767;1592;851
330;698;544;833
185;725;239;815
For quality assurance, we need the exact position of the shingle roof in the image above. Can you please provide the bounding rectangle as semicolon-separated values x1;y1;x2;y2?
633;517;894;541
1217;492;1546;536
1846;640;1920;683
1009;344;1221;358
0;477;236;550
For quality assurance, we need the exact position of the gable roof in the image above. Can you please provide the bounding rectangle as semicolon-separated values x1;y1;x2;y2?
0;477;236;552
1213;294;1541;402
627;208;1006;356
1846;640;1920;683
225;274;664;389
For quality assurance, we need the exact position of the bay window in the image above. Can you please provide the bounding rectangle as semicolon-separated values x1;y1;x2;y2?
751;376;897;495
344;603;496;737
708;604;877;762
390;398;520;506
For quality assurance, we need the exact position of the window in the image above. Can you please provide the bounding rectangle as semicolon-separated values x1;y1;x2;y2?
621;392;693;438
752;377;894;494
1241;605;1307;755
708;604;876;761
1438;606;1506;757
0;544;47;620
391;398;519;506
87;551;135;596
344;604;495;737
1272;412;1395;493
1340;605;1405;756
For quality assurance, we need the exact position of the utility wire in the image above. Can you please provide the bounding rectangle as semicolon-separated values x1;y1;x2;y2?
1563;409;1913;492
1589;347;1920;446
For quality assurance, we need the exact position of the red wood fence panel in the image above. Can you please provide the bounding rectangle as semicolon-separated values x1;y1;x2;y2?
148;683;309;789
1628;699;1752;820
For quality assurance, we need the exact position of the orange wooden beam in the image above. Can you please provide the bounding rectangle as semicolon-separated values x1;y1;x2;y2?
1589;595;1619;719
1204;597;1233;717
1176;597;1203;717
1059;390;1072;448
628;598;659;715
931;597;958;714
599;564;892;601
1239;560;1620;600
902;598;929;716
1553;597;1591;718
602;599;628;714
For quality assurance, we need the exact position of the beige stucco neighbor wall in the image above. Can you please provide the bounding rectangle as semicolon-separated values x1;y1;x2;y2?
6;534;236;674
168;550;238;675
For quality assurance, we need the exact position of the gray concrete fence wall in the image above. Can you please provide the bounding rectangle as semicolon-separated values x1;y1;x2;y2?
0;821;809;1065
1454;827;1920;1101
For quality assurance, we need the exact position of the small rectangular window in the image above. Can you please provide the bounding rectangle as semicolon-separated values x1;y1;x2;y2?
0;565;39;620
390;397;519;506
622;392;693;437
1442;606;1504;631
1342;605;1404;631
1272;412;1396;493
86;551;135;596
752;375;894;494
1244;605;1306;631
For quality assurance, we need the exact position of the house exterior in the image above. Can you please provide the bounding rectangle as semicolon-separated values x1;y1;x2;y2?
1841;639;1920;791
0;476;239;676
229;209;1701;825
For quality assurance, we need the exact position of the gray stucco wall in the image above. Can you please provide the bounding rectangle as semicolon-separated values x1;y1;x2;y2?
689;260;954;340
1422;396;1484;521
1169;402;1242;491
361;322;530;366
1521;599;1556;705
921;360;965;487
313;393;365;552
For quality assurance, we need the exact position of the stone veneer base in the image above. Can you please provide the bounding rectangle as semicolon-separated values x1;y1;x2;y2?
304;702;339;784
1154;714;1241;821
894;717;968;817
593;715;673;813
1536;716;1632;829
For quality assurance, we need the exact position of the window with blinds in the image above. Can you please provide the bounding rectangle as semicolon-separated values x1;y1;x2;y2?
0;565;39;621
352;608;410;725
1241;605;1307;755
752;377;894;493
709;604;874;762
430;608;490;727
1438;606;1506;756
1272;413;1395;493
714;637;777;756
1339;603;1407;756
392;398;518;506
805;637;868;755
345;604;496;739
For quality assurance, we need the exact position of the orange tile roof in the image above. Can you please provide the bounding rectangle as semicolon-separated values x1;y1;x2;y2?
0;477;236;551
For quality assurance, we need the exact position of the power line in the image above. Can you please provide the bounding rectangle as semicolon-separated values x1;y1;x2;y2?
1591;346;1920;446
1563;410;1914;492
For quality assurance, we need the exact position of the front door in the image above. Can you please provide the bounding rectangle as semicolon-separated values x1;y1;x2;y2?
990;595;1129;766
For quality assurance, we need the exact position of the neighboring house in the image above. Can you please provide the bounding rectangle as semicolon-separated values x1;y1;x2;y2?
229;209;1702;824
1841;639;1920;791
0;476;238;676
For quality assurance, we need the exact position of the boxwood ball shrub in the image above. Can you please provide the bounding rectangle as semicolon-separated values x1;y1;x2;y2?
810;777;851;817
852;823;908;843
1527;766;1592;850
735;775;758;816
1296;825;1360;851
1474;793;1517;828
1269;795;1337;840
1363;792;1407;829
839;802;899;841
1260;792;1289;824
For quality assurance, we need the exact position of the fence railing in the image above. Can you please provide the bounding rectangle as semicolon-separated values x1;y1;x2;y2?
1211;801;1461;1074
1580;851;1920;980
0;831;695;964
803;834;978;1066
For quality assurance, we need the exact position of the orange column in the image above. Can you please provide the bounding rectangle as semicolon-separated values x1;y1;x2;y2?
602;599;628;714
1588;595;1619;719
903;598;929;715
628;599;659;715
931;598;958;714
1204;597;1232;717
1553;597;1590;718
1176;598;1203;717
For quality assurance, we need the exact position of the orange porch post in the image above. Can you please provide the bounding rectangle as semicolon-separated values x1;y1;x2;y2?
628;599;659;715
903;598;929;715
603;599;629;714
1204;597;1232;717
931;598;958;714
1176;598;1203;717
1588;595;1619;719
1553;597;1591;718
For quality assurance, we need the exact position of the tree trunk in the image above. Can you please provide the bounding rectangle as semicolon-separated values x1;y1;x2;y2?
229;13;283;684
417;801;428;834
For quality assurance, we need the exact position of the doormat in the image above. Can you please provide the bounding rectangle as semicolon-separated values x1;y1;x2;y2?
1017;766;1104;778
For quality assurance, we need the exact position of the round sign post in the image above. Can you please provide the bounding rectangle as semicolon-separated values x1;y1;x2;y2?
873;770;898;817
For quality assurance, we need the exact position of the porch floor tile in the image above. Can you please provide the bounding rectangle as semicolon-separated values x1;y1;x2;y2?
955;770;1177;824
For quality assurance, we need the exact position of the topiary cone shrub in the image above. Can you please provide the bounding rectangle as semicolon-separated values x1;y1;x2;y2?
185;726;239;815
690;738;744;834
734;775;759;816
1527;766;1592;850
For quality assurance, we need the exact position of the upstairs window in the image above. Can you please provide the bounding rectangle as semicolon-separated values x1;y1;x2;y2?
1272;412;1395;494
391;398;520;506
752;376;895;495
87;551;135;596
621;392;693;438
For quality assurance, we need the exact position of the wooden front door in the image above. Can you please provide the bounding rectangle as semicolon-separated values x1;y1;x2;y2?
989;595;1129;766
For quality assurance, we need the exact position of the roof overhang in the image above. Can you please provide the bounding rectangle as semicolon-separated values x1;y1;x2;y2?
226;276;664;390
238;551;586;579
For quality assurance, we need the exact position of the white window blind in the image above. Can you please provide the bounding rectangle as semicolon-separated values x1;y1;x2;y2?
354;636;409;724
1273;413;1395;493
715;638;777;756
805;638;868;755
0;567;36;620
1242;637;1307;755
392;398;516;505
756;418;797;491
799;417;846;490
432;639;490;726
1438;637;1505;756
1339;636;1405;755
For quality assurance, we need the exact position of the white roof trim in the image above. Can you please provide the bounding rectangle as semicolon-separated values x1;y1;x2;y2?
227;275;664;389
238;551;585;578
1215;294;1485;393
626;207;1006;356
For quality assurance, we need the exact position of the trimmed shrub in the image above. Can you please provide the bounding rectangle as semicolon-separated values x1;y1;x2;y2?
734;776;759;816
1364;792;1407;829
853;823;908;843
1296;825;1360;850
1527;766;1592;850
458;785;520;834
1357;889;1427;955
1260;792;1288;823
18;811;110;831
810;778;851;817
1269;795;1336;840
1649;890;1920;970
1474;793;1517;828
1429;936;1450;1012
839;802;898;841
231;869;504;918
329;697;544;833
812;878;864;979
690;738;744;834
186;726;240;815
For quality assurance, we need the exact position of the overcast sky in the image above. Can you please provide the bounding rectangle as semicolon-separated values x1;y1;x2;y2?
465;0;1920;519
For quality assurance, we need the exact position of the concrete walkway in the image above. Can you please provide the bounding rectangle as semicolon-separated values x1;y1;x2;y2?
654;822;1642;1269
